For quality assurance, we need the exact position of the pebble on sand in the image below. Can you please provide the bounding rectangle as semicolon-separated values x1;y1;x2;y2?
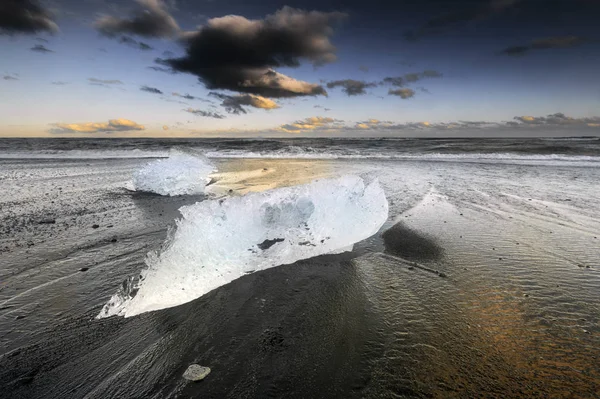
183;364;211;381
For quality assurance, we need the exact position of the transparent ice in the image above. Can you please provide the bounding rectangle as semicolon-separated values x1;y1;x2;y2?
132;152;215;196
97;175;388;318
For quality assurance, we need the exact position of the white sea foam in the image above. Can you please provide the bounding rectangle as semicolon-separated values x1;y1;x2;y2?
97;175;389;318
132;153;215;196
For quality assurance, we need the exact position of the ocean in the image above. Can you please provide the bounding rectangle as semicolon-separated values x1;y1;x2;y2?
1;137;599;398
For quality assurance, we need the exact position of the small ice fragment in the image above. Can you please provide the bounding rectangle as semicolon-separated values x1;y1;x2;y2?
132;152;214;196
183;364;211;381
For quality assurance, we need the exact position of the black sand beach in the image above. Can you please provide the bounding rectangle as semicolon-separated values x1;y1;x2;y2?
1;145;600;398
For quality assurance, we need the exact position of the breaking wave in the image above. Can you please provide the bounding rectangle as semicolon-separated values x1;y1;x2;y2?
132;152;215;196
97;175;388;318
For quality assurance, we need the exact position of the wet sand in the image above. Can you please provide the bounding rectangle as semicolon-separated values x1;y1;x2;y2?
1;157;599;398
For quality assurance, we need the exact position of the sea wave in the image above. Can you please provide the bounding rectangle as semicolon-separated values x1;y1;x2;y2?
1;148;600;165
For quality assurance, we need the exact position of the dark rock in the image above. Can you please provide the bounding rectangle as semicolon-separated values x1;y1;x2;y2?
92;224;100;229
258;238;284;250
38;219;56;224
80;267;89;272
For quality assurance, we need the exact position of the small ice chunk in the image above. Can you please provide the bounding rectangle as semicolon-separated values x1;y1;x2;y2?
97;175;388;318
132;152;214;196
183;365;211;381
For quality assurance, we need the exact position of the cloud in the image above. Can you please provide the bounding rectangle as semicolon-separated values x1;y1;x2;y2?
314;105;331;112
326;79;377;96
0;0;59;35
405;0;520;40
3;75;18;81
277;116;343;133
147;66;175;73
209;92;280;114
157;7;346;98
513;113;600;126
388;88;416;99
51;81;69;85
172;92;213;103
31;44;53;53
140;85;163;94
173;92;196;100
184;108;225;119
88;78;123;85
162;125;169;130
359;65;369;72
382;70;443;87
50;119;145;134
501;36;587;56
119;35;153;50
355;119;393;129
95;0;180;39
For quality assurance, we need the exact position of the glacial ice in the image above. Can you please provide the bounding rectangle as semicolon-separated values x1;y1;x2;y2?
132;152;215;196
97;175;388;318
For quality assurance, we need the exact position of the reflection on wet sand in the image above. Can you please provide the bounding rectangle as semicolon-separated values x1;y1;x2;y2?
207;158;335;195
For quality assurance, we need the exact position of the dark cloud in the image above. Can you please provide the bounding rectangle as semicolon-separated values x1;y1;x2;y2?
31;44;53;53
388;88;416;99
0;0;58;35
382;70;443;87
3;75;19;81
326;79;377;96
209;92;279;114
119;36;153;50
405;0;520;40
501;36;587;56
95;0;180;39
140;85;163;94
157;7;346;98
35;37;48;43
147;66;175;73
314;105;331;111
88;78;123;85
359;65;369;72
184;108;225;119
51;81;69;85
173;92;196;100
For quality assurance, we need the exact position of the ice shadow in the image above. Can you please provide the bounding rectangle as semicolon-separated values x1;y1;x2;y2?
382;221;444;262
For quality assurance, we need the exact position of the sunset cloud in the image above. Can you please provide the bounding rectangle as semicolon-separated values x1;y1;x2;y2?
50;119;145;134
209;93;280;114
277;116;343;133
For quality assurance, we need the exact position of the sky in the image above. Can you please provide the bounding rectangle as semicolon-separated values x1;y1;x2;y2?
1;0;599;137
